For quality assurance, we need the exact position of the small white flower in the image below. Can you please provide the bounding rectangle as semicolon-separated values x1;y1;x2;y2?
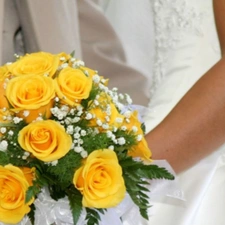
96;119;103;126
78;139;84;145
106;131;112;138
108;145;114;150
60;56;66;61
55;97;59;102
0;127;6;134
105;116;110;122
13;117;23;124
73;133;80;139
101;78;107;84
80;130;87;136
93;75;101;83
74;126;81;132
125;94;132;104
118;137;126;145
72;117;80;123
124;111;132;118
77;105;83;111
80;150;88;158
61;63;68;68
23;110;30;117
57;113;64;120
119;94;124;99
51;160;58;166
94;100;99;106
112;87;118;92
74;146;83;153
8;130;14;136
121;126;127;131
66;125;74;134
70;57;76;62
65;117;72;125
24;152;30;156
102;123;109;130
115;117;123;123
136;134;143;141
132;126;138;133
85;113;92;120
0;140;8;151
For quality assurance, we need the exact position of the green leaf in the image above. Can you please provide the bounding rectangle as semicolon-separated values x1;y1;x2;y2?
67;188;83;225
27;204;36;225
137;164;175;180
0;151;9;165
70;50;75;57
85;208;103;225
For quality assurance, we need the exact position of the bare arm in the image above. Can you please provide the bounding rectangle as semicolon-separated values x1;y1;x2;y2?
146;0;225;173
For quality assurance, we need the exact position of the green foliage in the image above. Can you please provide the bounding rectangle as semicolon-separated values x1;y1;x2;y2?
85;208;105;225
27;204;36;225
121;156;174;220
46;151;82;189
0;151;9;165
67;187;83;225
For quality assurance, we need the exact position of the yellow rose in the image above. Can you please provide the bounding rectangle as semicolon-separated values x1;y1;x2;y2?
6;74;55;122
0;65;10;82
8;52;60;77
122;111;152;160
18;120;72;162
0;164;34;224
73;149;126;208
20;167;35;186
88;93;124;130
0;66;11;109
54;67;92;106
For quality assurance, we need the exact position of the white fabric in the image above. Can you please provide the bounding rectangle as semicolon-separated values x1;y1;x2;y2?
142;0;225;224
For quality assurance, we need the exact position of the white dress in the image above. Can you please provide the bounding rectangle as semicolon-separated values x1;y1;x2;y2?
104;0;225;224
143;0;225;225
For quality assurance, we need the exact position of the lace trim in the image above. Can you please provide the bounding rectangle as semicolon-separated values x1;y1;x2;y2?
150;0;206;95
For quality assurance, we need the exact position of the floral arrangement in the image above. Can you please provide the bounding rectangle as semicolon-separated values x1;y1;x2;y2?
0;51;174;225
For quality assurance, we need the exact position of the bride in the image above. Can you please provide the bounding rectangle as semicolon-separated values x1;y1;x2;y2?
104;0;225;224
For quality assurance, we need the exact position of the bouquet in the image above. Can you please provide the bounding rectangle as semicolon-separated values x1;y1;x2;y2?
0;51;174;225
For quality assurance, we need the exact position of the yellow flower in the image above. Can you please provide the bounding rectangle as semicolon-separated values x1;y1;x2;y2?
54;67;92;106
6;74;55;122
0;66;11;109
0;165;34;224
88;93;124;130
122;111;152;160
20;167;35;186
73;149;126;208
0;65;10;82
18;120;72;162
7;52;59;77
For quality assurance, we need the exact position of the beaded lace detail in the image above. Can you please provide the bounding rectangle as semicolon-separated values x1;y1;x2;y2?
150;0;206;95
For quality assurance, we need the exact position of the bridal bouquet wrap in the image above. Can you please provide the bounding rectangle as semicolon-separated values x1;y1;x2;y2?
0;52;174;225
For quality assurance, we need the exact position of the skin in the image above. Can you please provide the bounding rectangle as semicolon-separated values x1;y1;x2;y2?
146;0;225;173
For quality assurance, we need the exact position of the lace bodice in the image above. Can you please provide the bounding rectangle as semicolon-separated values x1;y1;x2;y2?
150;0;220;95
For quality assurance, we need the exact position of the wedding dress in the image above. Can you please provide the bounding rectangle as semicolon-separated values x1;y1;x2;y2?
103;0;224;224
143;0;225;224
